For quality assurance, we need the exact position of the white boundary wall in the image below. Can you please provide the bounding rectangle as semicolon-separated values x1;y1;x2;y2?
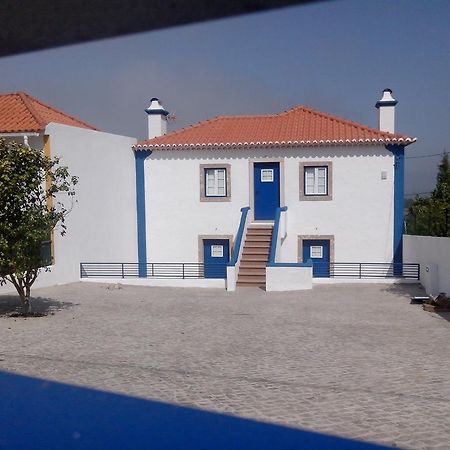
266;266;313;291
403;235;450;295
81;278;225;289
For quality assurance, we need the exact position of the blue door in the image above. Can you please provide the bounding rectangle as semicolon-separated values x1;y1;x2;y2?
254;162;280;220
203;239;230;278
303;240;330;278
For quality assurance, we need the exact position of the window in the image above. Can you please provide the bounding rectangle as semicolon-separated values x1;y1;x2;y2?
299;161;332;201
205;168;226;197
200;164;231;202
211;245;224;257
310;246;323;259
305;166;327;195
261;168;274;182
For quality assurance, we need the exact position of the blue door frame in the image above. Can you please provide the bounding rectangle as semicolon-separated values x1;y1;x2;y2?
302;239;330;278
254;162;280;220
203;239;230;279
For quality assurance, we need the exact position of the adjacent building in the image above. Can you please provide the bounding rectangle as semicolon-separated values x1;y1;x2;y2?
0;92;137;293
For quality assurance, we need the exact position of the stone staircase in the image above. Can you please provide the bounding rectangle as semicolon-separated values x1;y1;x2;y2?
236;225;273;287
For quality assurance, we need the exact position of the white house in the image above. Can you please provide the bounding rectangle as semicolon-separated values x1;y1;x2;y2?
129;91;417;291
0;92;137;294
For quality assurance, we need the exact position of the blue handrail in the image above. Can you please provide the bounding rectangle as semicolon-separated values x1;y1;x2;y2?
228;207;250;266
268;206;287;264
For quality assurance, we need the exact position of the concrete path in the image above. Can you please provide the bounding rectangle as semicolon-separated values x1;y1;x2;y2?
1;282;449;449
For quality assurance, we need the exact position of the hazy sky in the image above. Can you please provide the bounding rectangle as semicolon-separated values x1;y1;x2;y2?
1;0;449;195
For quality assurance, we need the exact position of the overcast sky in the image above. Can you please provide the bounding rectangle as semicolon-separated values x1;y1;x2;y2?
1;0;449;195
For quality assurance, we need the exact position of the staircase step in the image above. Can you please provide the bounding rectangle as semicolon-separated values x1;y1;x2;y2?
240;261;267;269
242;248;270;255
241;254;269;261
245;235;272;242
237;275;266;284
244;241;270;248
239;268;266;276
247;228;273;235
236;282;265;287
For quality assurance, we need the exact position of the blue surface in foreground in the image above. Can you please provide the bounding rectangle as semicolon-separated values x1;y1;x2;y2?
0;371;391;450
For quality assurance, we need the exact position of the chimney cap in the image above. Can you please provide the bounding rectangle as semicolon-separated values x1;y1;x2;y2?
145;97;169;116
375;88;397;109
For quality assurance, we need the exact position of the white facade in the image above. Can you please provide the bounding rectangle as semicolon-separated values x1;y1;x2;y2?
144;145;395;265
0;123;137;294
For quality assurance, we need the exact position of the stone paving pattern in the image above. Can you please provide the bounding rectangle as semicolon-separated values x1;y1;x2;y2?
1;282;450;449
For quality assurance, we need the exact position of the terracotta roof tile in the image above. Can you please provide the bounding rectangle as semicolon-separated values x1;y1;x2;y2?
135;106;415;150
0;92;98;133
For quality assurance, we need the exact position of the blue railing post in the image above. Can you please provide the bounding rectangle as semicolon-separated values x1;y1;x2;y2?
228;207;250;267
268;206;287;264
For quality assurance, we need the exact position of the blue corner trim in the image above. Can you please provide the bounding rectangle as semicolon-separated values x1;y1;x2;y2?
386;145;404;265
228;207;250;267
134;150;152;277
268;206;288;264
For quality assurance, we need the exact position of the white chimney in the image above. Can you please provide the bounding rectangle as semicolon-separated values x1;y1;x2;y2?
145;97;169;139
375;88;397;133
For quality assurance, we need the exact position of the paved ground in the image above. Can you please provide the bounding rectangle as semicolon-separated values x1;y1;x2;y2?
1;281;449;449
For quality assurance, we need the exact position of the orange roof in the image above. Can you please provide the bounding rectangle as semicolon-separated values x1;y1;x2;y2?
135;105;415;150
0;92;98;133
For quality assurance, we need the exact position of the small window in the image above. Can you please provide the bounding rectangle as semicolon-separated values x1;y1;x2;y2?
310;246;323;259
261;169;274;182
211;245;224;258
305;166;328;196
205;168;227;197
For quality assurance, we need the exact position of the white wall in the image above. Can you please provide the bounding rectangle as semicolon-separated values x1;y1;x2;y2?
145;146;394;264
0;124;137;294
266;266;312;291
404;235;450;295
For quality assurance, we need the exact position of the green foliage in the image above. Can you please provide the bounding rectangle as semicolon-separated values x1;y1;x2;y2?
406;152;450;237
0;138;77;311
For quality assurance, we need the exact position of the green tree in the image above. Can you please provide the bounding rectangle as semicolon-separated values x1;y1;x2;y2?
407;152;450;236
0;138;77;313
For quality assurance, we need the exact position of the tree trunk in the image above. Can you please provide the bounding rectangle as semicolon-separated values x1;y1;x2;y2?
16;285;31;314
9;275;32;314
23;285;32;314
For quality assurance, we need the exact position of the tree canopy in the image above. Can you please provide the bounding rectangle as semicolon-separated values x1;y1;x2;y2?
406;152;450;237
0;138;77;313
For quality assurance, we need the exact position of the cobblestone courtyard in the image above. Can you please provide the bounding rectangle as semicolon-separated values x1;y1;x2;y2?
1;282;449;449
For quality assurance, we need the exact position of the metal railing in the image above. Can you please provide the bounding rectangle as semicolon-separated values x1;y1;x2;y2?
80;262;227;279
311;262;420;279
